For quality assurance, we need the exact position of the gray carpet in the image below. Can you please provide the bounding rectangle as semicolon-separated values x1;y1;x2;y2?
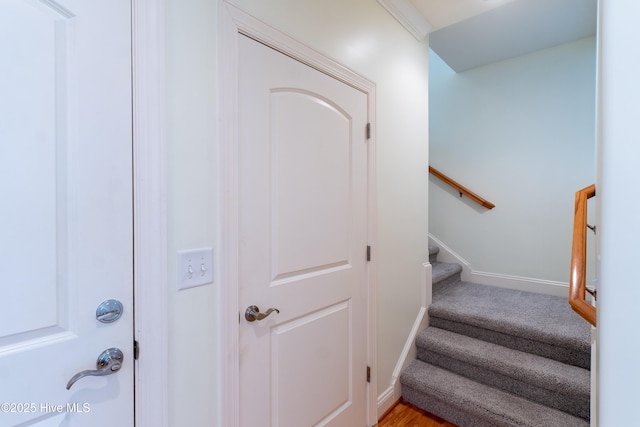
430;279;591;368
402;361;589;427
400;245;592;426
416;327;590;419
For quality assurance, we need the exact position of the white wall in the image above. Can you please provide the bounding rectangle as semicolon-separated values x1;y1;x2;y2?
162;2;640;425
165;0;220;425
164;0;429;423
598;1;640;425
429;37;596;283
225;0;430;402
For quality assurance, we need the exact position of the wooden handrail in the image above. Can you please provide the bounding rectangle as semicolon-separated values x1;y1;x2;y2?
429;166;495;210
569;184;596;326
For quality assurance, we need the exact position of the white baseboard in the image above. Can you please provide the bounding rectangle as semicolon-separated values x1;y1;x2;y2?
377;306;427;418
377;385;397;419
377;262;432;419
428;234;569;298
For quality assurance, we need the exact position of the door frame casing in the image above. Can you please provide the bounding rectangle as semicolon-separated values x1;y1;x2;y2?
219;3;378;426
132;0;169;426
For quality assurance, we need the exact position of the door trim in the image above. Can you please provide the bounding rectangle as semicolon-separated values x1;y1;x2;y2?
219;3;378;426
132;1;169;426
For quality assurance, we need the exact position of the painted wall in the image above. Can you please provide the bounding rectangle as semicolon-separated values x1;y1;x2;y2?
161;1;640;424
164;0;429;423
225;0;430;402
598;1;640;424
429;37;596;283
165;0;220;425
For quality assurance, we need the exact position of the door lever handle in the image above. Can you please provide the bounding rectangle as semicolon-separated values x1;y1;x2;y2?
66;348;124;390
245;305;279;322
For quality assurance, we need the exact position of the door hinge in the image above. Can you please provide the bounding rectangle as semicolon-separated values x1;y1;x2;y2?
134;340;139;360
366;366;371;383
366;245;371;262
366;123;371;140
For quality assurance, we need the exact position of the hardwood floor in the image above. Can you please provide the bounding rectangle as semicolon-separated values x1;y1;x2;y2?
376;400;458;427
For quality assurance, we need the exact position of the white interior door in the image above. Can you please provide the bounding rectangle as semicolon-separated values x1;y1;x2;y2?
238;34;370;427
0;0;133;425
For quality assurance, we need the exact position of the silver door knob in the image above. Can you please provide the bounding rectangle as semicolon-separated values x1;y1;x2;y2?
245;305;279;322
66;348;124;390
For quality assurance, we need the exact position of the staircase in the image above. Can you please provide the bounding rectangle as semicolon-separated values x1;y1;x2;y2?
400;246;592;427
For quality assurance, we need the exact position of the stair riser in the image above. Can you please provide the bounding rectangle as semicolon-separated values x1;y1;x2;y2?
433;273;462;288
417;348;589;420
429;316;591;369
401;361;589;427
428;246;439;264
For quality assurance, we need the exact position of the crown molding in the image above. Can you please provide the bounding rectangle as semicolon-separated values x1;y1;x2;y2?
377;0;433;41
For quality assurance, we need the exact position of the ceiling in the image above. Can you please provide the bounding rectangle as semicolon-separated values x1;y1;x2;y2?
411;0;518;31
378;0;597;72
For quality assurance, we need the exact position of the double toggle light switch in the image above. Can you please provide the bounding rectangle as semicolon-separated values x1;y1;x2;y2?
177;248;214;290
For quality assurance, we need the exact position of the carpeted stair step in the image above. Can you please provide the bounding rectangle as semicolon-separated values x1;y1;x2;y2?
429;280;591;369
401;360;589;427
432;261;463;287
429;245;463;287
416;327;590;420
430;248;463;287
429;245;440;264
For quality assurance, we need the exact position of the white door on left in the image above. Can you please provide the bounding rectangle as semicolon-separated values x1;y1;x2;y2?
0;0;133;425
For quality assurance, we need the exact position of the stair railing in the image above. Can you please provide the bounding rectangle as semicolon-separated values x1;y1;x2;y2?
429;166;495;210
569;184;596;326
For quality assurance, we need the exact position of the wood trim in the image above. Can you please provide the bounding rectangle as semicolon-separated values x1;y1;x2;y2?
366;74;379;427
375;0;432;41
429;166;495;210
132;0;169;425
570;184;596;326
219;4;241;426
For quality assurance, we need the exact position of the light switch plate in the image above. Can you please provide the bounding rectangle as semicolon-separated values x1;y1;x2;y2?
177;248;213;290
